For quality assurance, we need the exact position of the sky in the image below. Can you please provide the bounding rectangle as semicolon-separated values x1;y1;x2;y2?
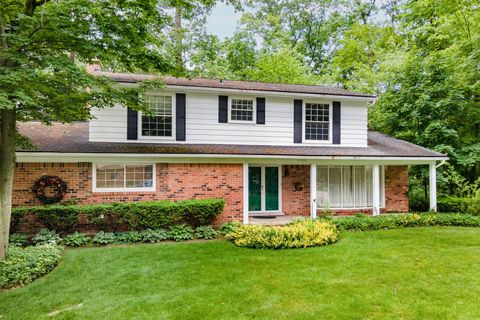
205;3;244;39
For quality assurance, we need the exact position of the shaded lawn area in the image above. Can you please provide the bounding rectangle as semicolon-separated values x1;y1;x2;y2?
1;227;480;319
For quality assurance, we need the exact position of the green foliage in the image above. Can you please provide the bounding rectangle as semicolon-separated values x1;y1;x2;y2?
92;232;116;246
12;199;225;232
32;229;62;245
194;226;217;240
115;231;143;244
227;220;339;249
63;232;90;247
218;221;242;236
437;197;480;215
9;234;29;247
140;229;169;243
327;213;480;231
32;206;79;233
168;224;194;242
0;244;63;289
180;199;225;227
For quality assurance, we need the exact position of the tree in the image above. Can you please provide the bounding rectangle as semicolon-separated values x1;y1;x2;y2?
0;0;173;260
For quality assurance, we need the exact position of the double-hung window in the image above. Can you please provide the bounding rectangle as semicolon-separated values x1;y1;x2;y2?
141;95;173;137
230;98;255;122
94;164;155;192
305;103;330;141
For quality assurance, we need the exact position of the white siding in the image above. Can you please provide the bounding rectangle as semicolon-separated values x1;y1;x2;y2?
341;101;368;147
89;90;369;147
89;105;127;142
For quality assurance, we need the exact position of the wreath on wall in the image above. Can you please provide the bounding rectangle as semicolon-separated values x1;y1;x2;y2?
32;175;68;205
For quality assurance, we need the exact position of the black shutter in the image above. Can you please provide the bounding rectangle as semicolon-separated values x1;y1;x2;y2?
127;108;138;140
293;99;303;144
218;95;228;123
256;97;265;124
176;93;186;141
332;101;341;144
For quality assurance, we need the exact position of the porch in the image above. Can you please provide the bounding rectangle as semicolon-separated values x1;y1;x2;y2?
242;162;441;225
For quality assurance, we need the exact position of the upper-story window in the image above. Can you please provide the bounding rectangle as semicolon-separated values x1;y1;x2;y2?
305;102;330;141
141;95;173;137
230;98;255;122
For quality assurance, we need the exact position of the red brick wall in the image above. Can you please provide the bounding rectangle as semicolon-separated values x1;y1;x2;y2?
384;165;409;212
282;165;310;216
13;162;243;225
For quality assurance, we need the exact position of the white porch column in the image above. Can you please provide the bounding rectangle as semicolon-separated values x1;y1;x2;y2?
243;163;249;224
310;164;317;219
372;164;380;216
429;163;437;212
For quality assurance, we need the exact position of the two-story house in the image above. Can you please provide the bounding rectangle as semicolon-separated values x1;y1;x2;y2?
14;66;447;224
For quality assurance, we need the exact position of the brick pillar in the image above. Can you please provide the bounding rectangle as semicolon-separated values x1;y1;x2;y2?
384;165;409;212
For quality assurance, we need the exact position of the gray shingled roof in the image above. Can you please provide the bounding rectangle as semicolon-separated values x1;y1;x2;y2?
17;122;445;158
91;71;376;98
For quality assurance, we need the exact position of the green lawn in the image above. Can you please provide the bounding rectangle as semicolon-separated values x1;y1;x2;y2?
1;227;480;319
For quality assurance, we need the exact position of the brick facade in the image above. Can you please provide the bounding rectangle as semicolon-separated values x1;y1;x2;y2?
13;162;243;226
12;162;408;233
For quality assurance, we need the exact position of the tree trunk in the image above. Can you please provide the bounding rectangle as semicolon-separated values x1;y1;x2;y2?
173;5;183;70
0;108;16;260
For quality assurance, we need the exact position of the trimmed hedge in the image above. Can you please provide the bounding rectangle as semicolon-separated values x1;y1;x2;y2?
437;197;480;215
11;199;225;233
326;213;480;231
0;244;63;289
226;220;339;249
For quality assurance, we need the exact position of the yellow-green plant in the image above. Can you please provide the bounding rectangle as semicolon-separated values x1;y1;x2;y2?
226;220;338;249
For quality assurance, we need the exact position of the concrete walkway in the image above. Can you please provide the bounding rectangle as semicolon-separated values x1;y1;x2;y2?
249;215;304;225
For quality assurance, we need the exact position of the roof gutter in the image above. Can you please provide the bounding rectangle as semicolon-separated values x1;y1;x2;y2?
16;152;448;164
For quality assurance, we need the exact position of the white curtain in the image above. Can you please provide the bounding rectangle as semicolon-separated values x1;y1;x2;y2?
316;165;383;209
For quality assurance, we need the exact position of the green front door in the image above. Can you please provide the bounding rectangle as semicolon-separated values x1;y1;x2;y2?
265;167;279;211
248;166;279;212
248;167;261;211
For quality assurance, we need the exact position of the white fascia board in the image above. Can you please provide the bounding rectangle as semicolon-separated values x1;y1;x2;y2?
16;152;447;165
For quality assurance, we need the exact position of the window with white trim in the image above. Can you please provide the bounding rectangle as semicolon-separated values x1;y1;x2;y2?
230;98;254;122
305;103;330;141
316;165;384;209
141;95;173;137
94;164;155;191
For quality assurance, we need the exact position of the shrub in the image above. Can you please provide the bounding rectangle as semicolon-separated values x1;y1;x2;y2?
11;198;226;232
227;220;339;249
327;213;480;231
140;229;169;243
0;244;63;289
181;199;225;227
115;231;143;243
32;229;62;245
437;197;480;215
169;224;194;241
63;232;90;247
9;233;29;247
218;221;242;236
92;231;116;245
195;226;217;239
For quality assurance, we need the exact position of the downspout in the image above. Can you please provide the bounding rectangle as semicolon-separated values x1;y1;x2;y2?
436;159;446;168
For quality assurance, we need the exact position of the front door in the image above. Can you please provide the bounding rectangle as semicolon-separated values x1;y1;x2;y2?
248;166;280;213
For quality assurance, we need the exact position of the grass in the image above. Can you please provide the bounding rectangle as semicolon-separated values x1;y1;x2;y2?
1;227;480;319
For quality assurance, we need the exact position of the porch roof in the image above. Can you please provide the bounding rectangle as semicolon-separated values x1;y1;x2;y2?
17;122;446;159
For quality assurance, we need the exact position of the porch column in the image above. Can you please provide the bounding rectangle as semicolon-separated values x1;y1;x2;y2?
310;164;317;219
243;163;249;224
429;163;437;212
372;164;380;216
